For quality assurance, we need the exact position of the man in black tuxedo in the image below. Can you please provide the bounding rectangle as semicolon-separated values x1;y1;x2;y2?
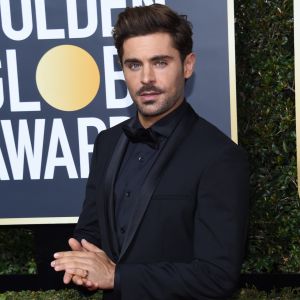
51;4;249;300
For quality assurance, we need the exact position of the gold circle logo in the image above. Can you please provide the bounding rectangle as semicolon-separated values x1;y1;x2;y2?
36;45;100;111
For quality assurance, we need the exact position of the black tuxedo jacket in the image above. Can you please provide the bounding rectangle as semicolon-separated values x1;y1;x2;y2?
74;104;249;300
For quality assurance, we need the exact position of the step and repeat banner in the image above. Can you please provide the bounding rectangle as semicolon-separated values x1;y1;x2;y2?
0;0;237;224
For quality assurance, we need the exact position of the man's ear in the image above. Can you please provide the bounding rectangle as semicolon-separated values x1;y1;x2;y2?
183;52;196;79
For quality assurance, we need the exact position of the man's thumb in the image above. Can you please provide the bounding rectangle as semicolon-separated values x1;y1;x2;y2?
68;237;83;251
81;239;102;252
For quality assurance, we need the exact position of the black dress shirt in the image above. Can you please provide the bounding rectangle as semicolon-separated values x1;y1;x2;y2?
114;100;189;248
113;101;188;294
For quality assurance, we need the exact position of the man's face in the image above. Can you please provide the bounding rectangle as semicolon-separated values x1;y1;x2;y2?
122;32;195;127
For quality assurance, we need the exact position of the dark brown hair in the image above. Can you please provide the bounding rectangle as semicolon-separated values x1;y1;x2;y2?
112;4;193;63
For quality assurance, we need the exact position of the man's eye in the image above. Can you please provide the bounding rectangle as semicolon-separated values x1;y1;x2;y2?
155;60;167;68
128;63;141;70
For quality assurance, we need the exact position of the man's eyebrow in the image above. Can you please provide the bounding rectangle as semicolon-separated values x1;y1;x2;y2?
123;58;141;65
123;55;174;65
150;55;173;61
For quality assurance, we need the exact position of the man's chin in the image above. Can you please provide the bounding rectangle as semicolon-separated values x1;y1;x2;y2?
138;107;169;118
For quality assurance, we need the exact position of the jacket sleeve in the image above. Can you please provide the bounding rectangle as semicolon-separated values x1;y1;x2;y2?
117;146;249;300
73;133;102;248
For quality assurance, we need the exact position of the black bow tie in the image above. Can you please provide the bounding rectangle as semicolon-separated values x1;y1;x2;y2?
123;125;160;149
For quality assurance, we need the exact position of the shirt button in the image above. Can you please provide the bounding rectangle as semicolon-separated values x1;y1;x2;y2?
125;191;131;197
138;156;144;162
120;227;126;234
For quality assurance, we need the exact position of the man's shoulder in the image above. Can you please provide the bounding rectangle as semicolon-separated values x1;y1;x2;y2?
184;103;237;148
96;118;132;142
189;113;246;157
89;118;131;155
194;116;234;144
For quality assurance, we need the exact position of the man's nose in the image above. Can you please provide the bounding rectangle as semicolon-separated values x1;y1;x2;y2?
141;64;155;84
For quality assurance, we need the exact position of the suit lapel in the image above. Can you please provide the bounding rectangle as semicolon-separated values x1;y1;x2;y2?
119;106;198;260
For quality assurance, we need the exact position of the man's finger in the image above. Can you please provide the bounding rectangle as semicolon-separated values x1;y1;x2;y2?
66;268;89;278
63;271;73;284
53;250;92;259
72;275;84;286
81;239;103;253
68;238;84;251
52;259;90;272
82;278;99;290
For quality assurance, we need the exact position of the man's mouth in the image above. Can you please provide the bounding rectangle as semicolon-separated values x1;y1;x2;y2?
137;85;164;97
140;91;161;96
139;91;162;102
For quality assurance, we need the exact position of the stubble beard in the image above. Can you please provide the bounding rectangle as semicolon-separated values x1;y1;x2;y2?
136;100;170;117
135;96;181;118
131;84;184;118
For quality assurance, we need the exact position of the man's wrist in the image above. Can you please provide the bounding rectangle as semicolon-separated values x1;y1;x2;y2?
109;263;116;288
